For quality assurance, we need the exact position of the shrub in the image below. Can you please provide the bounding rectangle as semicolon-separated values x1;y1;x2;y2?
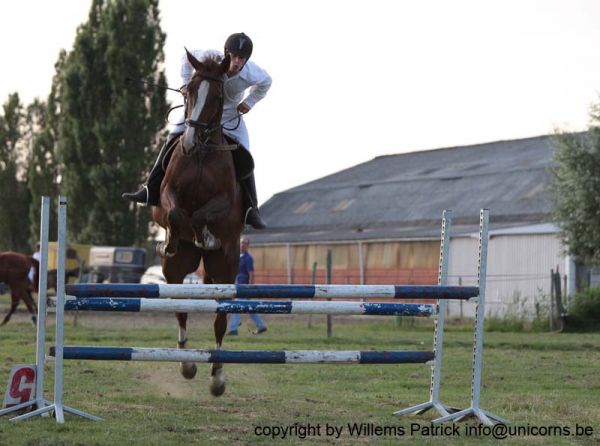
564;286;600;332
486;289;553;332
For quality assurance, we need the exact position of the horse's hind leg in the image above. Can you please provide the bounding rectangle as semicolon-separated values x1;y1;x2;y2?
1;287;21;326
1;302;18;326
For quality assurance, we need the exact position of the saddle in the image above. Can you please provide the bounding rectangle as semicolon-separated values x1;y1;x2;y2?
163;134;254;181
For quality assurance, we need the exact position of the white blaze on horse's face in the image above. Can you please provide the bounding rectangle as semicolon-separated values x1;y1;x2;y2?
182;80;211;153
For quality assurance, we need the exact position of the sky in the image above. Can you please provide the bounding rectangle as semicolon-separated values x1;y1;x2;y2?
1;0;599;203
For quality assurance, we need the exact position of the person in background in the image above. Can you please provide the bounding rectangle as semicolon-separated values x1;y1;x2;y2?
227;236;267;335
28;242;41;285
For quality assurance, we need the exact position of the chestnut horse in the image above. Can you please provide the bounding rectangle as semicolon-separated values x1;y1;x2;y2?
0;251;40;325
152;51;243;396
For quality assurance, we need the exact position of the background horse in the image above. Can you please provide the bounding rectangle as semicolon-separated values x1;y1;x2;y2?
0;251;40;325
152;51;243;396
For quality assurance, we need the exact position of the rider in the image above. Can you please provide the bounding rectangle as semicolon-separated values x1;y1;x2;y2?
122;32;271;229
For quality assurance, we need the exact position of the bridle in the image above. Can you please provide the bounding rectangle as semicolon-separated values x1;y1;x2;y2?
183;71;238;155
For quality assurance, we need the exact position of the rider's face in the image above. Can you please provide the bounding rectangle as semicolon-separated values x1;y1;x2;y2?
228;53;247;74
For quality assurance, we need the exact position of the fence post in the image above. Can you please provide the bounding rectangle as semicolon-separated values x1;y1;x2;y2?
550;268;555;331
307;261;317;328
457;276;464;319
326;250;332;338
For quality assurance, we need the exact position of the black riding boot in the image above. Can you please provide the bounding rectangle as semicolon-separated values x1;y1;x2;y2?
241;173;267;229
122;135;179;206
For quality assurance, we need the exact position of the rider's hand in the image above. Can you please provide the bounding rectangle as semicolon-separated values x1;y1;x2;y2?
237;102;251;114
180;85;188;96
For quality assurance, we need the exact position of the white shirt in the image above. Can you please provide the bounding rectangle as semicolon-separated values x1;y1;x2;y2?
173;49;272;150
28;251;41;283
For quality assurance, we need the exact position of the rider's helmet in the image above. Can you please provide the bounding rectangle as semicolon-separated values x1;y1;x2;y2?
224;32;253;59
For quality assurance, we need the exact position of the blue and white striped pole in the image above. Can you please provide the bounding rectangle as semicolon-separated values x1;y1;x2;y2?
50;346;435;365
64;298;436;317
65;283;479;300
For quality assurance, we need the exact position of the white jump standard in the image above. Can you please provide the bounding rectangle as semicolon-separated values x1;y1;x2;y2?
2;196;507;425
0;197;52;419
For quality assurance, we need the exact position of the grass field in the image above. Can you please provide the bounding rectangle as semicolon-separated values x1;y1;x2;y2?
0;301;599;445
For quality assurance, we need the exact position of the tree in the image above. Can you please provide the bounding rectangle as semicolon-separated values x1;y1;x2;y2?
0;93;31;252
57;0;168;245
26;54;65;245
551;101;600;266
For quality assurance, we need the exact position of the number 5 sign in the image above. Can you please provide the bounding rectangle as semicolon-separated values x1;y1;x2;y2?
2;365;36;409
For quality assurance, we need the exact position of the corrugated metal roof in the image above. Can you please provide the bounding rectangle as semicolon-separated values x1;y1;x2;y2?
248;134;559;244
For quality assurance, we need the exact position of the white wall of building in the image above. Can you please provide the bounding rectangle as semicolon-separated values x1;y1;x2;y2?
446;233;566;318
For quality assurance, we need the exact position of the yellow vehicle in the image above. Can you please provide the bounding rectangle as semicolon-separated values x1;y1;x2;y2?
46;242;90;283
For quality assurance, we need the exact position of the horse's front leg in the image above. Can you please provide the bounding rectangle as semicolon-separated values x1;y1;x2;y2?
22;290;38;326
176;312;197;379
191;194;231;251
210;312;228;396
158;208;197;258
204;243;241;398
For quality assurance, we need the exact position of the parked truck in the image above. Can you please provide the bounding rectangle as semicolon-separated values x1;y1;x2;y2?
87;246;146;283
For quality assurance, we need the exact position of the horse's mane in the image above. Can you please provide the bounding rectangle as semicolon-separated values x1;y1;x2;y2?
198;52;222;70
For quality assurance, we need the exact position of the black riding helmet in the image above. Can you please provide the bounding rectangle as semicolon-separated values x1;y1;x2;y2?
224;32;253;59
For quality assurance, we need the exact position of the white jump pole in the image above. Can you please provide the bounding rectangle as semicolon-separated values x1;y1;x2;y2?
0;196;52;419
12;195;101;423
433;209;508;425
394;210;458;418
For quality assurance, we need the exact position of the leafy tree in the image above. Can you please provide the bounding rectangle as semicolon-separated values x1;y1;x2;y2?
551;102;600;266
0;93;31;252
57;0;168;245
26;51;70;246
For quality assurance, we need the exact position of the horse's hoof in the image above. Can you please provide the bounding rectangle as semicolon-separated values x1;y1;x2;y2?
210;381;226;397
180;362;197;380
210;369;226;397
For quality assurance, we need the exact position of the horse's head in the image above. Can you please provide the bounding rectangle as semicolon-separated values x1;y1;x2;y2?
182;49;230;155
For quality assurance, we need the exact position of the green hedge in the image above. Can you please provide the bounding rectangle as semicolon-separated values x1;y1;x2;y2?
565;286;600;332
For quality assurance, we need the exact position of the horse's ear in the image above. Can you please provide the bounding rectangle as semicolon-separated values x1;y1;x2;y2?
185;47;203;71
221;53;231;74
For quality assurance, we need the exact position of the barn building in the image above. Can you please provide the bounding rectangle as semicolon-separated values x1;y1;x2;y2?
247;134;581;317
